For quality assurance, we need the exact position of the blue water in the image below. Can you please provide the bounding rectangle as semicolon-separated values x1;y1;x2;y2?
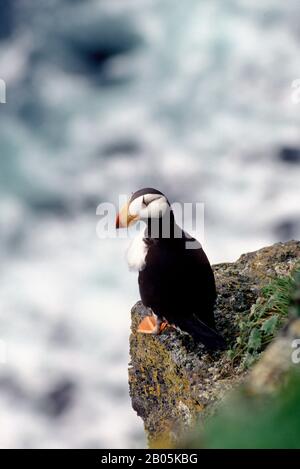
0;0;300;448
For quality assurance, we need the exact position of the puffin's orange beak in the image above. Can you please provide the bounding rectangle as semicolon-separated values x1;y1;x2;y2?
116;202;139;229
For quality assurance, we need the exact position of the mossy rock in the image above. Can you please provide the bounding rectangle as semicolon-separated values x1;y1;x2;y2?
128;241;300;447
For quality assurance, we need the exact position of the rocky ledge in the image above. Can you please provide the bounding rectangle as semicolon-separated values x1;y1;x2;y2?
128;241;300;447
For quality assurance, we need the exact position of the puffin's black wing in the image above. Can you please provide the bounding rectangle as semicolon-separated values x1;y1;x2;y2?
138;235;225;350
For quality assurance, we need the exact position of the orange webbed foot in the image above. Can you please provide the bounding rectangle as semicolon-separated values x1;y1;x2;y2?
137;316;169;335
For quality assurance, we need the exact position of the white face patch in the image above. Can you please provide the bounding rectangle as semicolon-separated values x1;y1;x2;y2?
126;228;148;271
129;194;169;221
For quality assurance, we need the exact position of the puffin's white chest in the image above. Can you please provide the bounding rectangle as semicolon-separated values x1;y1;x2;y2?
126;229;148;271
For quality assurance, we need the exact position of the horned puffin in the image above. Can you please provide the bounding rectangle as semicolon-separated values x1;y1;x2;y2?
116;188;225;350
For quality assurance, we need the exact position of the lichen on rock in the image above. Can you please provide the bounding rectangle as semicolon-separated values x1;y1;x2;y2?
128;241;300;447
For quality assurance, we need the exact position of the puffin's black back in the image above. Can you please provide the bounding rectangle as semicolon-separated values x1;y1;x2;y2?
138;233;225;350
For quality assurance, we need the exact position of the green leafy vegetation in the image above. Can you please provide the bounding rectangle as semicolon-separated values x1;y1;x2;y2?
290;269;300;318
228;264;300;369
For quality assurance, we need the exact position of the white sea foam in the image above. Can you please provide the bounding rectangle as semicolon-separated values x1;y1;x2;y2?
0;0;300;448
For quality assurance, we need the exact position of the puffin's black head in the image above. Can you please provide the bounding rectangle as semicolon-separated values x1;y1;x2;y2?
116;188;171;229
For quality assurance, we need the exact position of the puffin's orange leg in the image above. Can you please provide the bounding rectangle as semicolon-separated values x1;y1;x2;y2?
158;320;169;333
137;316;169;334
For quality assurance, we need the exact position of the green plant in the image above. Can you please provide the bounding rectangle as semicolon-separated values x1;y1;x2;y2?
290;269;300;318
228;264;300;369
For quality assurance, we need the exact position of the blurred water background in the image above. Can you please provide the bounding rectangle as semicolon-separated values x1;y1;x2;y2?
0;0;300;448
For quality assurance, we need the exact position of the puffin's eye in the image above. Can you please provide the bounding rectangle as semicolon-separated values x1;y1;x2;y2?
143;196;150;207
